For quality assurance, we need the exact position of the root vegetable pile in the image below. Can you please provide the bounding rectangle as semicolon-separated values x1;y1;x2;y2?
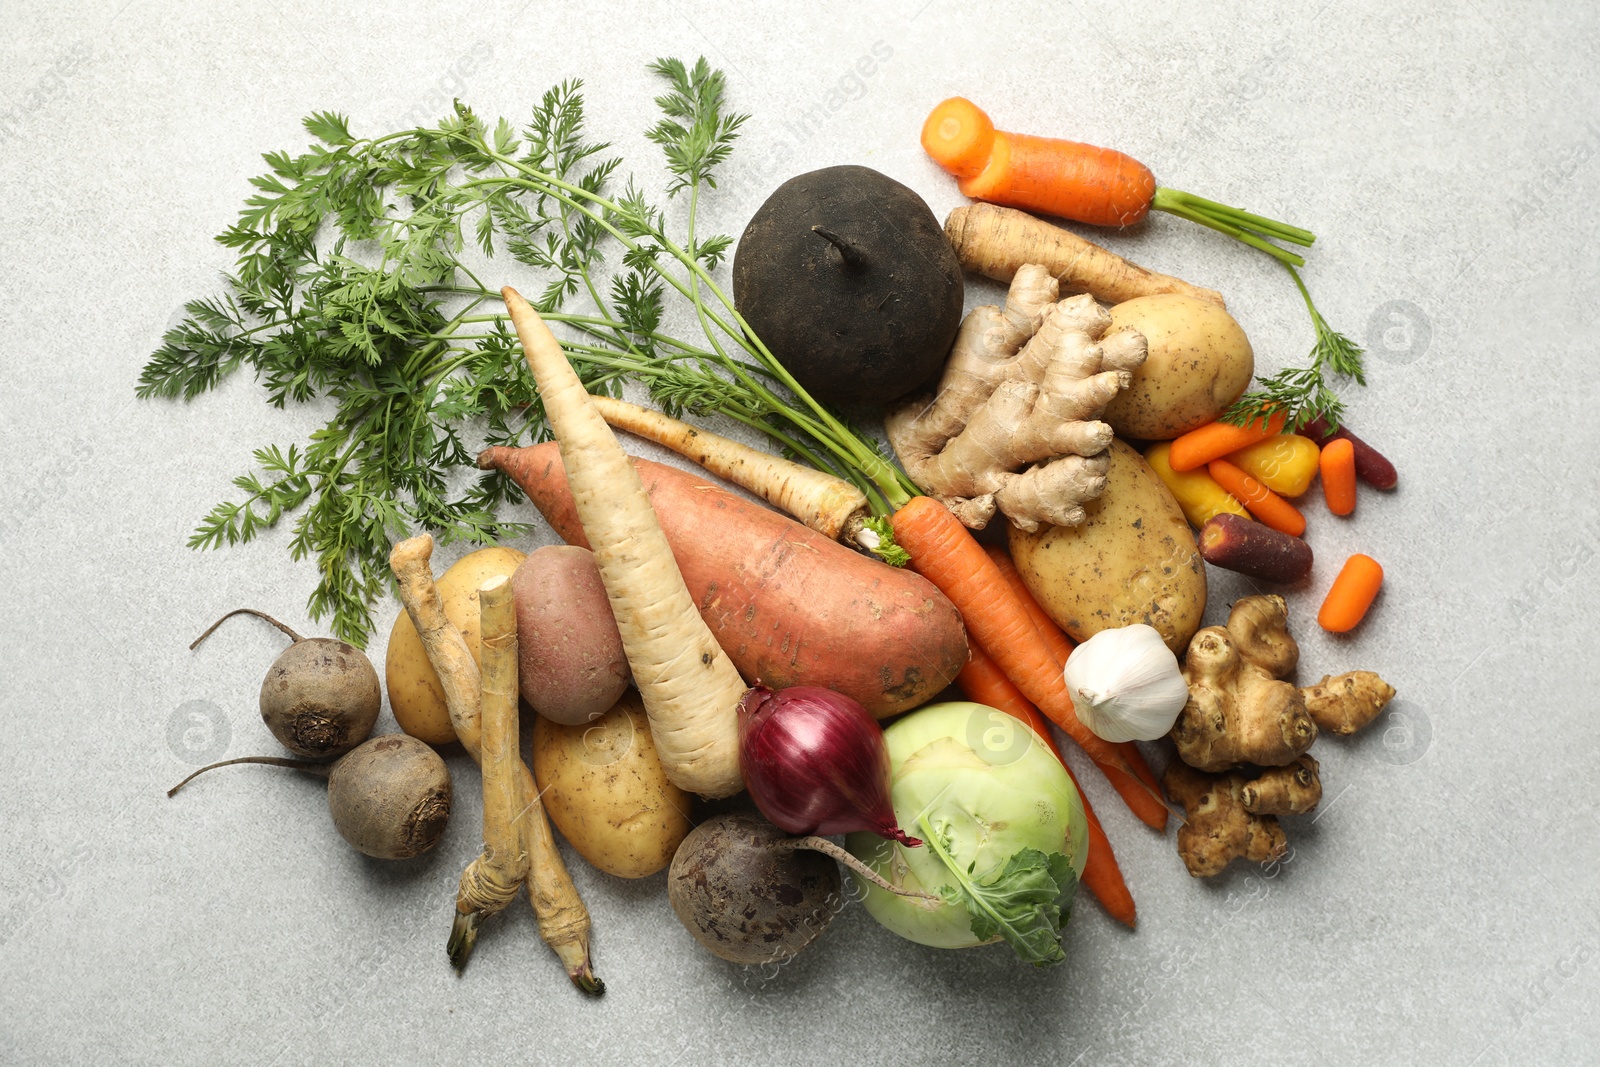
144;53;1410;977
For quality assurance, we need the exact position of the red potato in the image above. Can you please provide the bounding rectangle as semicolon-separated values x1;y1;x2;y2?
512;546;631;725
479;443;969;719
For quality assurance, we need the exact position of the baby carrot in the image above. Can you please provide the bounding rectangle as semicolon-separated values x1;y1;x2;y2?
1168;411;1288;472
1207;459;1306;537
1321;438;1357;516
1319;554;1384;633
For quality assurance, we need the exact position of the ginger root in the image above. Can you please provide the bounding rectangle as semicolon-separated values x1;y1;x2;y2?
1301;671;1397;735
885;264;1147;531
1164;761;1289;878
1170;595;1318;772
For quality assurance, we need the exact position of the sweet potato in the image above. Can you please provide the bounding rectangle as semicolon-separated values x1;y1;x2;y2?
479;443;969;719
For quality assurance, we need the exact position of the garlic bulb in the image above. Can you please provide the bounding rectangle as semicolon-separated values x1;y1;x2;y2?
1063;624;1190;743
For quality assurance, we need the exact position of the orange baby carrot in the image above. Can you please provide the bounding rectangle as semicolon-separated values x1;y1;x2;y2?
1169;411;1289;472
1321;438;1357;516
1207;458;1306;537
1319;554;1384;633
955;646;1136;928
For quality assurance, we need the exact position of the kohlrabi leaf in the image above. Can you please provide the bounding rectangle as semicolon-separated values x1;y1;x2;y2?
935;847;1076;967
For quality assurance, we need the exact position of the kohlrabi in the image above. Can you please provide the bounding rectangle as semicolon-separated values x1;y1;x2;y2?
845;702;1088;966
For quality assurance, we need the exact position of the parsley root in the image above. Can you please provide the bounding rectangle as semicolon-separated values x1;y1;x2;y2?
502;286;747;799
944;203;1224;307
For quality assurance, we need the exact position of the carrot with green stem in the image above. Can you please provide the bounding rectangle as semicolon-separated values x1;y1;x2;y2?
956;645;1136;928
921;97;1366;431
502;286;748;799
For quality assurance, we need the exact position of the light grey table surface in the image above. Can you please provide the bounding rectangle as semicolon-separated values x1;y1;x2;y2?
3;2;1597;1065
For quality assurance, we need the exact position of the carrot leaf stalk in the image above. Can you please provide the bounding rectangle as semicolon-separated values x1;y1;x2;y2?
1221;264;1367;432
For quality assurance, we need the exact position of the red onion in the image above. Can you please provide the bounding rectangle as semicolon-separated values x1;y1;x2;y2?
738;685;921;847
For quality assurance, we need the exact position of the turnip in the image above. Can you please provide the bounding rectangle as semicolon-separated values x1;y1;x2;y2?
190;608;380;760
167;734;452;860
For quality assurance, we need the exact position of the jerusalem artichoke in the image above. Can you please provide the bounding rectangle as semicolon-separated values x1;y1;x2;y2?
1301;672;1397;735
1169;595;1318;771
1164;761;1289;878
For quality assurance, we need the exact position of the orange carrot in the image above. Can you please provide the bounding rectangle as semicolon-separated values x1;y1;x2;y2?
982;545;1165;809
955;644;1062;758
955;646;1136;928
1207;459;1307;537
1320;438;1357;516
889;496;1168;830
1168;411;1289;472
983;544;1075;663
920;98;1317;261
923;98;1156;228
1319;554;1384;633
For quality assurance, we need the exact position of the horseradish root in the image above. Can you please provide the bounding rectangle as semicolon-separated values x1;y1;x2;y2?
390;534;601;994
447;576;529;971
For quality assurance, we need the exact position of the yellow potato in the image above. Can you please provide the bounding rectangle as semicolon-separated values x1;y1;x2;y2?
1102;295;1254;440
386;545;527;745
1009;439;1205;654
533;692;692;878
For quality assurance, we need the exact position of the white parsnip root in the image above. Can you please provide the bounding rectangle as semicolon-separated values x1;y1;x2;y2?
503;286;747;799
886;264;1148;531
589;394;869;541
